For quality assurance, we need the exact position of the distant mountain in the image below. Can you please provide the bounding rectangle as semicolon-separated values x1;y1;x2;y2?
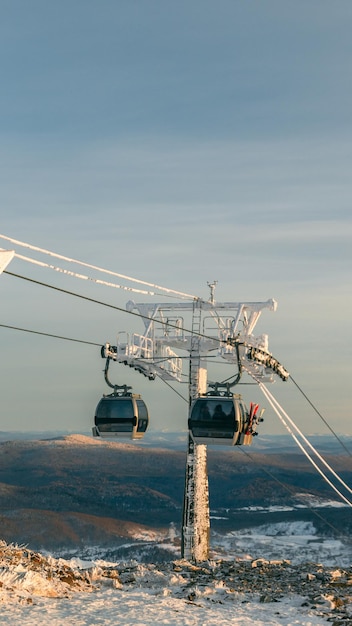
0;434;351;551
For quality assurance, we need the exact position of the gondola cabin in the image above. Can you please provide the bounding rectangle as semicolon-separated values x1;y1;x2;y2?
188;396;251;446
92;394;149;440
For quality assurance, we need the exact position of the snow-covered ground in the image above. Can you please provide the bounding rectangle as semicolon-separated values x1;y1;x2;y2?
211;519;351;568
0;519;351;625
0;585;331;626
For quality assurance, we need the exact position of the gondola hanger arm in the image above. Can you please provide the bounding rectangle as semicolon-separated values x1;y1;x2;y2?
103;356;132;394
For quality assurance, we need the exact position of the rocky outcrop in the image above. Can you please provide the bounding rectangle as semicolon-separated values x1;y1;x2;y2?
0;540;94;604
1;539;352;622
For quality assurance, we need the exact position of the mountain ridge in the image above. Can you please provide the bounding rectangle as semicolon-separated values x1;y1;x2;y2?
1;434;351;551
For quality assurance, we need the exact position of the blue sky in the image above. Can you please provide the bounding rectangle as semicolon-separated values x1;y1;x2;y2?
0;1;351;438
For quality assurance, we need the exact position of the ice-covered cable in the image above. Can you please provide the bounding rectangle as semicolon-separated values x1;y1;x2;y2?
2;250;155;296
0;234;197;300
259;385;352;507
258;382;352;508
260;383;352;497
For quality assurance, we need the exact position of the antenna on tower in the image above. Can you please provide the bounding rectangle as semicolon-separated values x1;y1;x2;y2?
207;280;218;304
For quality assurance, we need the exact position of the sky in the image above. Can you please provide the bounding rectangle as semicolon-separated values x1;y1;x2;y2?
0;1;351;439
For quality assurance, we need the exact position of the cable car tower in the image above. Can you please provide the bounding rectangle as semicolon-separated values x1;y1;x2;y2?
3;245;349;560
98;284;289;562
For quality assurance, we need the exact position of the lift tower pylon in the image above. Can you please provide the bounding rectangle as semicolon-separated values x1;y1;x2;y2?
103;294;281;562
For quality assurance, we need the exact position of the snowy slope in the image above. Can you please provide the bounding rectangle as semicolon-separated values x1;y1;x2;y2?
0;523;351;626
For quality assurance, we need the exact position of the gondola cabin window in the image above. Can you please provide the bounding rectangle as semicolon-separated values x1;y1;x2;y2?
95;397;135;433
188;397;243;445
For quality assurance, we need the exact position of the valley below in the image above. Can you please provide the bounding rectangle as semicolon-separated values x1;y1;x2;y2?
0;433;351;561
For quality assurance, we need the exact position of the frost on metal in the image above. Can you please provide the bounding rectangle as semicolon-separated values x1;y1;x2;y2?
102;294;280;562
182;438;210;562
0;250;15;274
193;443;210;562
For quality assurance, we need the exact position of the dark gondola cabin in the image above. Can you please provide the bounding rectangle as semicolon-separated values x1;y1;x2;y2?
188;396;248;445
92;394;149;440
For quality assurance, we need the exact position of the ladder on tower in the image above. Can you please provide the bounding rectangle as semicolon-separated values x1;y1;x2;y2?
189;299;202;403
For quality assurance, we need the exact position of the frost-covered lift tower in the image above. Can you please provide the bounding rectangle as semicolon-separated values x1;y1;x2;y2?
101;284;288;562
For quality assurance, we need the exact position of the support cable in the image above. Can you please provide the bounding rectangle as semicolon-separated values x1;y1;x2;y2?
3;270;218;344
156;376;188;404
0;323;100;347
0;234;197;300
290;374;352;457
259;383;352;497
239;447;352;542
0;322;189;404
257;382;352;508
4;250;161;297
